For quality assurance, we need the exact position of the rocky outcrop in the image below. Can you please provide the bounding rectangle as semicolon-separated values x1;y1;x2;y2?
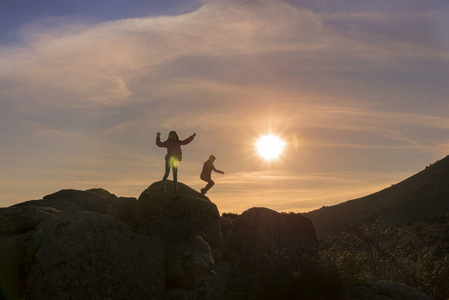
132;181;229;299
132;182;224;249
14;188;137;223
0;205;60;235
221;207;319;298
0;181;320;300
0;211;164;299
25;211;164;299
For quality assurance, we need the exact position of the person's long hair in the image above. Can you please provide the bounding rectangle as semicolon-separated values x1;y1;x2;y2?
166;131;180;142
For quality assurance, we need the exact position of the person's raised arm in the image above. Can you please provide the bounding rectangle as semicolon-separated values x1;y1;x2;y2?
156;132;166;147
180;133;196;145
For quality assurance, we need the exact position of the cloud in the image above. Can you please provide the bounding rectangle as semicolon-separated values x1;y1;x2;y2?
1;0;448;208
1;0;446;112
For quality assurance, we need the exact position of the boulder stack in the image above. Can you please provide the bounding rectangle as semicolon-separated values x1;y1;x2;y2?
0;181;321;299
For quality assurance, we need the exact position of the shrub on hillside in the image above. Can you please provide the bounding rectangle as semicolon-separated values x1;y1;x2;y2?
316;216;449;300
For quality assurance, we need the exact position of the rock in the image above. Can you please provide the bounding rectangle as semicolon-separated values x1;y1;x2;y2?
87;188;137;222
0;205;60;235
23;211;165;299
132;181;229;299
0;233;33;300
221;207;319;298
342;280;433;300
132;181;223;248
0;183;323;300
223;207;318;264
13;188;136;223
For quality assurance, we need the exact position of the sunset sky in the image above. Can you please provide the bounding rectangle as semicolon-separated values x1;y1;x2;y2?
1;0;449;213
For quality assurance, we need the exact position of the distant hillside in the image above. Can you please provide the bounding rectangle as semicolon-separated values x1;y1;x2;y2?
304;155;449;238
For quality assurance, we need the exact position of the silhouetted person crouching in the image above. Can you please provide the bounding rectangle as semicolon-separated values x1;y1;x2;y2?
200;154;224;195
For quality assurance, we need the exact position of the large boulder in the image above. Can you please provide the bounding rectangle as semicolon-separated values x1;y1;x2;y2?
132;181;223;248
132;181;229;299
13;188;136;223
221;207;318;298
0;233;33;300
15;211;164;299
0;205;60;235
222;207;318;266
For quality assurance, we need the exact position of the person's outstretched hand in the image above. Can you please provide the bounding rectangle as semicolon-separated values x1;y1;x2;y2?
193;133;196;137
157;132;161;136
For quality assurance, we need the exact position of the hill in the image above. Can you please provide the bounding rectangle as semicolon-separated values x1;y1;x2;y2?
303;155;449;238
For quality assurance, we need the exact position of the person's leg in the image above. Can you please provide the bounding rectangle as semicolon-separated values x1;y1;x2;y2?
205;179;215;192
201;179;214;194
161;160;171;192
172;160;179;192
200;175;207;194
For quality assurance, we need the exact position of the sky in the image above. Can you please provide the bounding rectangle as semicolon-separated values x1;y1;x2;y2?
1;0;449;214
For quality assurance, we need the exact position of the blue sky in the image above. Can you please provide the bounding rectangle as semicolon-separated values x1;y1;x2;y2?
0;0;200;43
1;0;449;213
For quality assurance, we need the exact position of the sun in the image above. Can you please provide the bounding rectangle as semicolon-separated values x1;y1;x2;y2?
256;135;286;160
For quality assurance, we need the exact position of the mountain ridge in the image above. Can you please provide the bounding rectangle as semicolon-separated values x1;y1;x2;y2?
303;154;449;238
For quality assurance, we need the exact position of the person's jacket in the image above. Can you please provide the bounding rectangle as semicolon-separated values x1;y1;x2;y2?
156;134;195;161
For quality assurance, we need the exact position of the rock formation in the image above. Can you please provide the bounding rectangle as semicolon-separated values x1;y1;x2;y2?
1;188;162;300
1;181;431;299
221;207;318;298
131;181;229;299
0;181;319;300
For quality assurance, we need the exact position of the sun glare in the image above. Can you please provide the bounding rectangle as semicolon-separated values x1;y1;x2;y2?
256;135;286;160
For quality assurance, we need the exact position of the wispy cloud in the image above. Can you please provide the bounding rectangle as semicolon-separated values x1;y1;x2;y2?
1;0;448;210
1;0;446;112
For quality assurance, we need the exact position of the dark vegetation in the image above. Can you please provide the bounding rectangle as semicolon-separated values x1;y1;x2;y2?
298;155;449;299
311;214;449;299
221;212;449;299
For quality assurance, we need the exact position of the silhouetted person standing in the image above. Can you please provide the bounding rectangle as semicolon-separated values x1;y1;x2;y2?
156;131;196;193
200;154;224;195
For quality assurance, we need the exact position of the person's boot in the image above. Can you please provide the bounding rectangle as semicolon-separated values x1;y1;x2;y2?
160;186;166;193
173;188;178;194
201;188;207;195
